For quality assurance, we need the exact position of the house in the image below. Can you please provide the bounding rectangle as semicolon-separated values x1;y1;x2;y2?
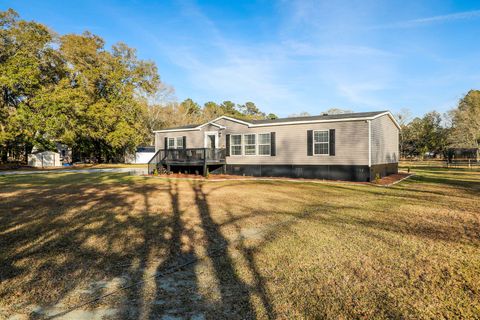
149;111;400;182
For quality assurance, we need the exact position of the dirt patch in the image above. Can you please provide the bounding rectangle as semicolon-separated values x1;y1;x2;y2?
373;172;412;186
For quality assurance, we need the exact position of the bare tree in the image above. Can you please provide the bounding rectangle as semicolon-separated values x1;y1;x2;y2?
288;112;311;118
321;108;353;115
394;108;412;127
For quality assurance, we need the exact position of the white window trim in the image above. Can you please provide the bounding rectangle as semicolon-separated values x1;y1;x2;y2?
243;133;257;156
176;137;184;149
168;137;176;149
257;133;271;156
167;136;184;149
230;134;242;156
204;131;219;148
313;130;330;156
229;133;272;156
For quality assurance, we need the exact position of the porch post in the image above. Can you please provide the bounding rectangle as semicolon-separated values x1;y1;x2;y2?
203;148;207;177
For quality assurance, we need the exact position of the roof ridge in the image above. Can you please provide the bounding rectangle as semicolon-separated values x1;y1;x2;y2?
154;110;393;131
249;110;389;123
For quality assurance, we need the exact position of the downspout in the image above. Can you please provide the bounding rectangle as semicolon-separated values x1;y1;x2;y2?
367;120;372;181
368;120;372;168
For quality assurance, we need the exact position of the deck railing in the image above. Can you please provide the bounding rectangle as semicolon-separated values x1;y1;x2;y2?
148;148;226;174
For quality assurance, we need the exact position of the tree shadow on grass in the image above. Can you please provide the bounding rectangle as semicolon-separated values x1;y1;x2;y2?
2;169;477;319
146;179;204;319
0;173;175;319
190;180;257;319
0;173;277;319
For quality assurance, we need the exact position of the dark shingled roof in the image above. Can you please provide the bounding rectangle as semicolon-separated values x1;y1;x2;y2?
250;111;388;124
156;111;389;130
159;123;200;130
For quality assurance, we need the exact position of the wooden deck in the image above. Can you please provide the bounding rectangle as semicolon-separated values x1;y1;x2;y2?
148;148;226;175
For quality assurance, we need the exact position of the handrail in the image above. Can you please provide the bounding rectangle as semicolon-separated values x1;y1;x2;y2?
148;148;226;174
147;148;164;174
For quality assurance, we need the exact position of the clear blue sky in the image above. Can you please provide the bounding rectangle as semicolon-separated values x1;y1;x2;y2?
3;1;480;117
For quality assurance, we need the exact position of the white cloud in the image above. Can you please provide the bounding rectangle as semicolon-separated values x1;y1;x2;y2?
282;40;396;58
106;0;405;114
372;9;480;29
336;82;387;106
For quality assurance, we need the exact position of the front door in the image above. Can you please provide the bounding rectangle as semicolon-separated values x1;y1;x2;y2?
204;131;218;149
208;135;215;149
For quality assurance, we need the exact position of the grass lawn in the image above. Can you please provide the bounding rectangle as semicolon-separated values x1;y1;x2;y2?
0;167;479;319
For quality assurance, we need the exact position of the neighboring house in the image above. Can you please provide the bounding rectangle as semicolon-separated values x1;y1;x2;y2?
149;111;400;181
125;146;156;164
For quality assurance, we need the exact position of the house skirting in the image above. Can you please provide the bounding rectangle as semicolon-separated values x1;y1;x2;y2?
369;163;398;180
219;164;362;181
216;163;398;182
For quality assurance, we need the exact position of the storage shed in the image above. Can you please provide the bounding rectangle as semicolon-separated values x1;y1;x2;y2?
28;151;62;168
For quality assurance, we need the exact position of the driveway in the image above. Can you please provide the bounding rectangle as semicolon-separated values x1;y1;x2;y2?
0;167;147;176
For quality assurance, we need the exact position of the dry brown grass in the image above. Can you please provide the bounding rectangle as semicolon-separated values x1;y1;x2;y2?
0;163;148;171
0;168;479;319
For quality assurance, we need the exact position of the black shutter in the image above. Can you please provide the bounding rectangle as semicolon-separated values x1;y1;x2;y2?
329;129;335;156
164;137;168;150
307;130;313;156
183;136;187;149
226;134;230;156
270;132;276;156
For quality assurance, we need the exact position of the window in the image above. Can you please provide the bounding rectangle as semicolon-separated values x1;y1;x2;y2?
176;137;184;149
243;134;256;155
230;133;272;156
167;137;184;149
230;134;242;155
313;130;329;155
168;137;175;149
258;133;271;155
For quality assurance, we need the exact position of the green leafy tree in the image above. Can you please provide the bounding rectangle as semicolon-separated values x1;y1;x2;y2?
0;9;64;160
180;98;201;117
450;90;480;158
56;32;159;161
267;113;278;119
219;100;241;117
0;9;277;162
402;111;448;158
239;101;265;118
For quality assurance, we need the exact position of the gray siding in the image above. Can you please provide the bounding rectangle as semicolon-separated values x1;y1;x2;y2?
155;130;203;150
217;118;369;165
154;123;225;150
154;117;397;166
370;114;399;165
